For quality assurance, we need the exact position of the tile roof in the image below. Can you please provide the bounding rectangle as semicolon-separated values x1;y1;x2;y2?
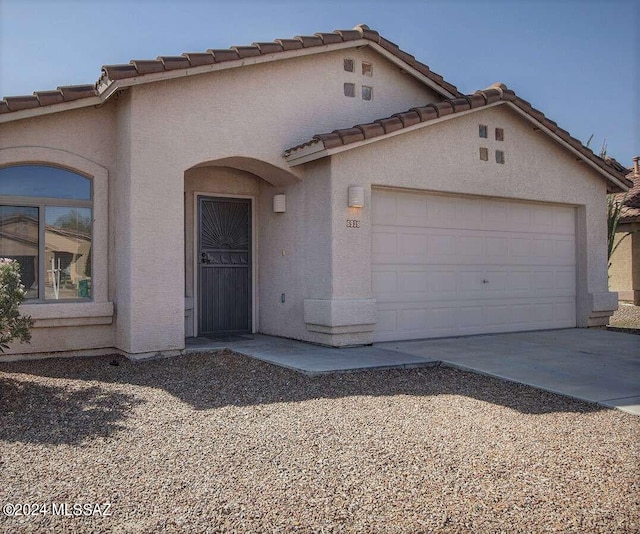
0;25;460;115
617;162;640;223
283;83;632;191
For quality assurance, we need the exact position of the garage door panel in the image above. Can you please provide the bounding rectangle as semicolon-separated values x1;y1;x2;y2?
372;190;577;341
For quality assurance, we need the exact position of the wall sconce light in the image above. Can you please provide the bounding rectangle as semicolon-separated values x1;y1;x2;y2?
348;186;364;208
273;194;286;213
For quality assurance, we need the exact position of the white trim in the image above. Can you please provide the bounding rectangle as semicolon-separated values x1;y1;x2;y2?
285;101;506;166
505;102;630;192
192;191;257;337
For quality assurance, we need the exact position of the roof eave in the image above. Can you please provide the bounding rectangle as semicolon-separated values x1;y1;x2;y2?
1;37;457;123
505;102;630;193
285;101;506;166
0;95;102;123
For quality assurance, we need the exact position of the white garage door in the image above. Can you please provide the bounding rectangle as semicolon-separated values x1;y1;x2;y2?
372;189;577;342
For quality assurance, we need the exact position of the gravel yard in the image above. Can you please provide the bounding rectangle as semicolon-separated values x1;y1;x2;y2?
1;351;639;533
609;303;640;331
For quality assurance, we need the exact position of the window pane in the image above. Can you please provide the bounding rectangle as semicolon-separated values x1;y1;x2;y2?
45;207;92;300
0;205;39;299
0;165;91;200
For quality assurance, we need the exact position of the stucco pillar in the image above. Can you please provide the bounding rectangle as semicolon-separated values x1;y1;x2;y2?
303;172;376;346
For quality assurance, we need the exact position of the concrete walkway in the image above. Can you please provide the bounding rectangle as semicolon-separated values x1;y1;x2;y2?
185;329;640;415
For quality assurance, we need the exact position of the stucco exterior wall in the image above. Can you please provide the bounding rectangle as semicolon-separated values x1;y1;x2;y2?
315;103;615;339
0;107;117;358
114;46;441;354
609;223;640;304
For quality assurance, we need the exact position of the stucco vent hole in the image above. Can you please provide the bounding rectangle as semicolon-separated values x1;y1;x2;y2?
479;124;488;138
479;147;488;161
362;62;373;77
344;58;354;72
495;150;505;164
344;83;355;97
495;128;504;141
362;86;373;101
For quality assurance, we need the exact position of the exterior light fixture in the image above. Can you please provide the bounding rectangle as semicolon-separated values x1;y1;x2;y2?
273;194;286;213
348;186;364;208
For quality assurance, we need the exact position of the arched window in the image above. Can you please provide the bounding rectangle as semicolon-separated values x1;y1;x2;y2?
0;165;93;301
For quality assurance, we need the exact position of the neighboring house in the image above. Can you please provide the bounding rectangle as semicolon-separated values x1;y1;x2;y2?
609;157;640;304
0;25;632;359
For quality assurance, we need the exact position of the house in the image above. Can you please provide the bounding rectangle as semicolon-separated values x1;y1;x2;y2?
609;157;640;304
0;25;632;360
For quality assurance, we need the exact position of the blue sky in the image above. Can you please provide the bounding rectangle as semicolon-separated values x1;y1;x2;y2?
1;0;638;166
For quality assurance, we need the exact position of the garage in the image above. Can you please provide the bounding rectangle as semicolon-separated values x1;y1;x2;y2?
372;188;577;342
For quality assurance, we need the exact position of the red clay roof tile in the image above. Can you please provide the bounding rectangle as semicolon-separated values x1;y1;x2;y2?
3;25;462;117
315;132;343;149
335;127;365;144
35;90;65;106
159;56;191;70
468;93;486;108
450;97;471;113
58;85;97;101
283;83;632;191
4;95;40;111
101;64;138;80
295;35;324;47
252;42;284;54
354;24;380;43
130;60;165;74
432;101;454;117
207;49;240;62
335;29;362;41
376;116;404;134
393;110;421;127
274;38;304;51
356;122;386;139
314;32;343;44
231;46;261;58
411;105;438;121
182;52;215;67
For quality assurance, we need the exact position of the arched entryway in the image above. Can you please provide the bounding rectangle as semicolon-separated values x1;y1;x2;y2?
183;158;300;338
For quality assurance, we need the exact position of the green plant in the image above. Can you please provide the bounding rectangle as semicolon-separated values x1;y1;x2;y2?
0;259;34;352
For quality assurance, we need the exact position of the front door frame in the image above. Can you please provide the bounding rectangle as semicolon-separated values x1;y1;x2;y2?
192;192;257;337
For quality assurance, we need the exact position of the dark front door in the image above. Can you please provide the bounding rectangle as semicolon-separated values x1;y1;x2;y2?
198;196;251;335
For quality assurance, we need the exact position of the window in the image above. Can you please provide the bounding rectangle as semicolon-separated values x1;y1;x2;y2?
0;165;92;301
362;86;373;101
343;58;354;72
495;150;505;164
344;83;355;97
479;124;488;138
362;62;373;77
495;127;504;141
479;147;489;161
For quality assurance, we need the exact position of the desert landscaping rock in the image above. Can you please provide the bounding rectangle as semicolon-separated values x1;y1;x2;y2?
609;303;640;331
1;351;638;533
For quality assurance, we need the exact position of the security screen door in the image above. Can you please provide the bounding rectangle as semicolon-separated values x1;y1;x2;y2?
198;196;251;335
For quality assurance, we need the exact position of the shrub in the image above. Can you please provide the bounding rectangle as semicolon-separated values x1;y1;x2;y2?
0;259;34;353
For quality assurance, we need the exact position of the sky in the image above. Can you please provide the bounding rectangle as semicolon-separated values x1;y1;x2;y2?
0;0;638;166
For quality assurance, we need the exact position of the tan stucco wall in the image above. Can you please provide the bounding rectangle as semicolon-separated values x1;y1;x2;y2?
114;46;440;354
0;109;116;356
609;223;640;303
314;103;615;339
0;43;619;356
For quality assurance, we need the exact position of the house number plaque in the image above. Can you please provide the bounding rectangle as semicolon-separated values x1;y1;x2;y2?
346;219;360;228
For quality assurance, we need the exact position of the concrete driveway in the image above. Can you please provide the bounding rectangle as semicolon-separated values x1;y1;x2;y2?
378;329;640;415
